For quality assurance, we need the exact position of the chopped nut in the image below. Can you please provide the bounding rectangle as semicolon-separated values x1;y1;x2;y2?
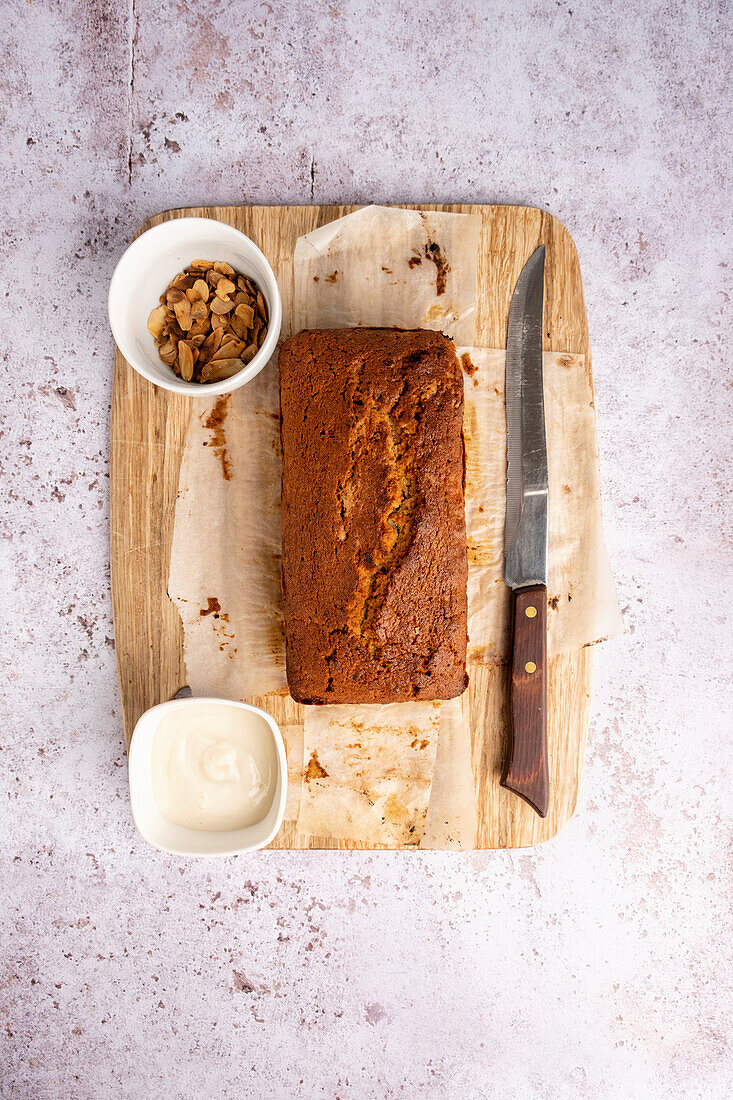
201;358;244;382
234;303;255;327
147;305;167;339
173;297;193;331
210;296;234;315
230;314;250;341
158;340;177;365
149;260;268;383
200;328;223;363
178;340;194;381
211;339;246;360
215;277;237;300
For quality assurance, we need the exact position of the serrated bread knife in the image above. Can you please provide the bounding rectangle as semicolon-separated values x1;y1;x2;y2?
500;245;550;818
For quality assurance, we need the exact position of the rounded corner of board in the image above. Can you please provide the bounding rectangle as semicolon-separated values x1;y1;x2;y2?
135;206;192;238
545;212;582;262
539;796;582;847
503;204;582;257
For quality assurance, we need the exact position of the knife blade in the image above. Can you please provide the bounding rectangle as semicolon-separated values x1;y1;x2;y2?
500;244;550;818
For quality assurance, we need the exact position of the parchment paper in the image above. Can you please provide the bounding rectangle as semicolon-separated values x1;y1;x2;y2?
169;364;286;699
420;696;475;850
462;347;624;662
168;204;622;849
293;205;481;344
296;702;441;847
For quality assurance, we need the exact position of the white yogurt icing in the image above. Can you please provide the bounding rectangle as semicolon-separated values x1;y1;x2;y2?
151;703;277;831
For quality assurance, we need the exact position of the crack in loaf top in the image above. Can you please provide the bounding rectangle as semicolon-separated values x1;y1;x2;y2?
279;328;468;705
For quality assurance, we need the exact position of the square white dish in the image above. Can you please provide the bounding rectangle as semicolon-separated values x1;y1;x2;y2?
128;697;287;856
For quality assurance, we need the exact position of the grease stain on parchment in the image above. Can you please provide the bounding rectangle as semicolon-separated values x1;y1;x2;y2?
203;395;232;480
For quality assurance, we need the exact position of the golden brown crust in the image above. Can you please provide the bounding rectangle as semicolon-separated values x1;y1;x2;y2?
279;328;468;704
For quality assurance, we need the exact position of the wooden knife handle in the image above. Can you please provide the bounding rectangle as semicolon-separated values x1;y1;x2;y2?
501;584;549;817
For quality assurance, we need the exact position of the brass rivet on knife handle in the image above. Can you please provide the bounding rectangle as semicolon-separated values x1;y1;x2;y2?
501;585;549;818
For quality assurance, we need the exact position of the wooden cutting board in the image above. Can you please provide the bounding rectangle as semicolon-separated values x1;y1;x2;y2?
111;203;594;849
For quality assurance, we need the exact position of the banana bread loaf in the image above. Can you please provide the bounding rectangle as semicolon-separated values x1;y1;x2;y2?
279;328;468;705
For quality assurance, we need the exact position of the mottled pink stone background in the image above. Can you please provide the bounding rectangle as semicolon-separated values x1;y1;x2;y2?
1;2;731;1097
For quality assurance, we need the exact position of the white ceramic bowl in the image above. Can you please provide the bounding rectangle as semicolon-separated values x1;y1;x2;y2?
108;217;282;396
128;697;288;857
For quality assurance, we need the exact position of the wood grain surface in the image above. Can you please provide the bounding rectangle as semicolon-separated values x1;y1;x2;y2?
110;203;595;849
